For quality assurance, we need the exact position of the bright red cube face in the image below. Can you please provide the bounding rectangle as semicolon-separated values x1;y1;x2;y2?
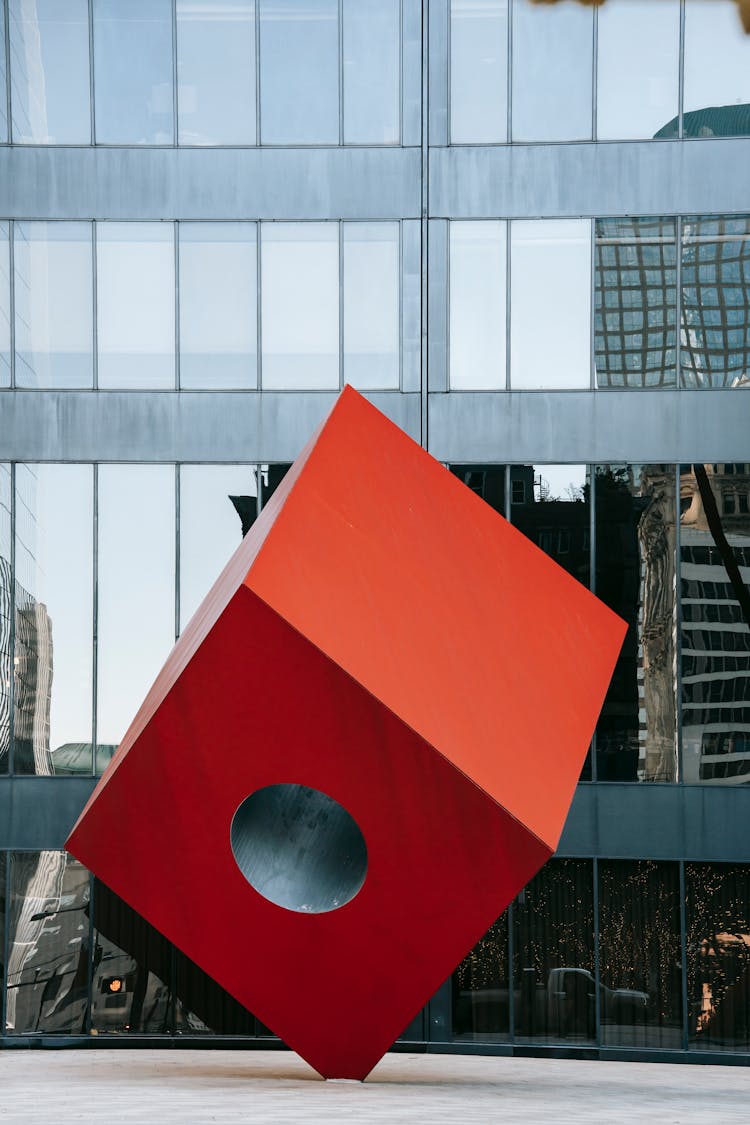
66;387;625;1079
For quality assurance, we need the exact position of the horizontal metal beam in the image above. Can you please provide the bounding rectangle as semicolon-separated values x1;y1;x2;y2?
0;390;421;462
0;146;421;221
0;778;97;850
430;138;750;219
428;389;750;463
558;783;750;863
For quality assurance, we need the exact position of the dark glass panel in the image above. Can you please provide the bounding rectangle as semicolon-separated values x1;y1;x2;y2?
594;217;677;389
599;860;682;1048
0;463;10;773
6;852;89;1034
595;465;677;782
686;863;750;1051
679;464;750;783
259;464;293;510
681;216;750;389
452;912;509;1041
173;951;258;1036
513;859;595;1044
91;879;172;1034
509;465;589;586
448;465;506;518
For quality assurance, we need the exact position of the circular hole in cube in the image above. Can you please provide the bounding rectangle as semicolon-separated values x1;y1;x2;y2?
230;784;367;914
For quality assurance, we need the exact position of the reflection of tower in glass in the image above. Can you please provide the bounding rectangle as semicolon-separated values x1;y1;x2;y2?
13;466;54;775
680;465;750;783
595;465;677;782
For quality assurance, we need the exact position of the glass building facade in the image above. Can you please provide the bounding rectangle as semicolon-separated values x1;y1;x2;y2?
0;0;748;1061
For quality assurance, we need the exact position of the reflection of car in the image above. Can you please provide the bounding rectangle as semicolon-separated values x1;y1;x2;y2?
454;967;649;1040
548;968;649;1034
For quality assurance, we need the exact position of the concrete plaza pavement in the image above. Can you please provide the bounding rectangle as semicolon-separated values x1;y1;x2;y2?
0;1048;747;1124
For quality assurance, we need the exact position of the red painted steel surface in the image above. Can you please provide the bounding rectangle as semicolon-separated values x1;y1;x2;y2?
66;386;626;1079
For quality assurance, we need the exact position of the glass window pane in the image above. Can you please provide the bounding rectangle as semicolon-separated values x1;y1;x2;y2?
452;911;509;1041
9;0;91;144
0;223;9;387
343;222;399;390
177;0;256;145
510;464;590;586
449;221;506;390
595;465;677;782
450;0;507;144
14;222;93;389
681;215;750;389
686;863;750;1052
599;860;682;1048
0;463;10;773
514;859;595;1044
680;463;750;784
174;948;258;1034
179;464;257;631
179;223;257;389
511;0;592;142
97;223;175;390
259;0;338;144
510;220;591;389
97;466;175;753
92;879;173;1034
14;465;93;776
0;1;6;142
343;0;399;144
261;223;339;389
596;0;679;141
449;465;506;518
6;851;89;1034
595;217;677;389
93;0;174;144
683;1;750;138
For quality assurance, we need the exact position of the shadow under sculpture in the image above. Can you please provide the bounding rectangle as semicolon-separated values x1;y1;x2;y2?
66;386;625;1080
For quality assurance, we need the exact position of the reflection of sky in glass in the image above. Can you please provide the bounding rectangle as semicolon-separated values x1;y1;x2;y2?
0;2;5;141
449;221;506;389
14;222;93;389
343;0;400;144
9;0;91;144
179;223;257;389
93;0;173;144
684;1;750;119
97;466;175;747
0;223;9;387
450;0;507;144
16;465;93;756
259;0;338;144
344;223;399;390
177;0;256;145
261;223;339;389
597;0;679;141
511;0;592;142
510;220;591;389
179;465;256;630
97;223;175;389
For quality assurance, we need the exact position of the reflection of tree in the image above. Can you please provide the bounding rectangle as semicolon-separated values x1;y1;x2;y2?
599;861;682;1033
686;864;750;1048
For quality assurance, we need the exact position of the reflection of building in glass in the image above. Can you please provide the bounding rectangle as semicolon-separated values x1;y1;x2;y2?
595;210;750;390
680;464;750;783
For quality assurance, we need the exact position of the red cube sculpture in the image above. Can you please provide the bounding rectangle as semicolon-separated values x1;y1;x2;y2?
66;386;625;1079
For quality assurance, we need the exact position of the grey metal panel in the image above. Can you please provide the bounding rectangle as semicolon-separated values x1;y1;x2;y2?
427;389;750;463
557;784;750;863
427;219;448;392
0;778;97;850
0;390;421;462
402;0;423;148
428;0;448;147
430;139;750;219
0;146;421;220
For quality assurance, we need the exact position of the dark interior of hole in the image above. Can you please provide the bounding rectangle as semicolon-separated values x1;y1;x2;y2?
230;784;368;914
